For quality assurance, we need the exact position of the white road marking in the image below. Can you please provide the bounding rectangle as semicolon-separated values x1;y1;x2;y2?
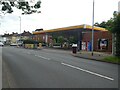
35;55;51;60
61;63;114;81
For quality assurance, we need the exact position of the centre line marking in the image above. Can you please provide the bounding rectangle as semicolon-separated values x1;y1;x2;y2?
61;63;114;81
35;55;50;60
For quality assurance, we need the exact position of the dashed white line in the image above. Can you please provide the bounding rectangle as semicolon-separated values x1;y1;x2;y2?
35;55;51;60
23;50;114;81
61;63;114;81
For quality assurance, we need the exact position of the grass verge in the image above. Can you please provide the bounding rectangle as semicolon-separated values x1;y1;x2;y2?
103;56;120;64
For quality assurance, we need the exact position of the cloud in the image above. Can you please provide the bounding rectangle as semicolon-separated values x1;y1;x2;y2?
0;0;119;35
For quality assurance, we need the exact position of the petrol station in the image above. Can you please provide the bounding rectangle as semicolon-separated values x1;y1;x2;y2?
33;24;112;52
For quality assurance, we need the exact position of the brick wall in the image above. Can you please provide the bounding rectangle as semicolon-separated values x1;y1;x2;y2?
82;31;112;52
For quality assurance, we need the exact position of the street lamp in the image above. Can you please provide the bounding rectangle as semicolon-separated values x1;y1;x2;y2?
0;15;3;36
19;16;23;46
0;15;1;31
19;16;22;41
118;1;120;13
91;0;95;56
19;16;21;36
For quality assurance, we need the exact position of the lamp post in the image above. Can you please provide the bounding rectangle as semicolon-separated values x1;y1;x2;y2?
19;16;21;40
18;16;23;46
0;15;1;32
0;15;2;32
118;1;120;13
91;0;95;56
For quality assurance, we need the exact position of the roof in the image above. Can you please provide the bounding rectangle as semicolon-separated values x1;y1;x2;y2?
33;24;107;35
21;31;32;36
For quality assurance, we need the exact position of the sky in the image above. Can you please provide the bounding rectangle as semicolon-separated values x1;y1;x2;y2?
0;0;119;35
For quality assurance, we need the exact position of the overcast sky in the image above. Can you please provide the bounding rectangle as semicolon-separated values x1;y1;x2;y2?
0;0;119;35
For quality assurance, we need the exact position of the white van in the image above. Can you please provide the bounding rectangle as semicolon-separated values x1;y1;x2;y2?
0;42;4;46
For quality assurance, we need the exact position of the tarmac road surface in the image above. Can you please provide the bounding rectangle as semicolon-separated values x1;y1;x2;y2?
2;46;119;88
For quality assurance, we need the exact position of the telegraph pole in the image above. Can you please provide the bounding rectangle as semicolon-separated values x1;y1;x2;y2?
118;1;120;13
91;0;95;56
19;16;21;40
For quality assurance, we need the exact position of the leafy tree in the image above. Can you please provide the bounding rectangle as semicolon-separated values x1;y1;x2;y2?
95;11;120;57
111;12;120;57
94;22;100;26
94;21;107;28
23;39;39;44
0;0;41;14
105;18;114;31
53;39;57;44
69;36;77;44
110;12;120;34
57;36;64;44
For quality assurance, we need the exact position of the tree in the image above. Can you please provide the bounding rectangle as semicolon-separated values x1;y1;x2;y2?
57;36;64;44
105;18;114;31
23;39;39;44
110;12;120;57
69;36;77;44
95;11;120;57
94;21;107;28
0;0;41;15
110;11;120;34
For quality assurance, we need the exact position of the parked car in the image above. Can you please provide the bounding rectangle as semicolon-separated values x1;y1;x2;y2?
0;42;4;46
10;43;18;46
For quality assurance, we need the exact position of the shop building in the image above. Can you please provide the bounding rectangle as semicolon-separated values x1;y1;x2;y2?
32;24;112;53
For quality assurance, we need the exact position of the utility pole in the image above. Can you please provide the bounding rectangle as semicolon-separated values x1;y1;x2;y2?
19;16;21;40
91;0;95;56
0;15;2;32
0;15;2;38
118;1;120;13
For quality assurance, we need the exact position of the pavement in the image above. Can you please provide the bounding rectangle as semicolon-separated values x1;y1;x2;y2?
2;46;118;88
43;47;115;64
17;46;117;64
71;50;115;63
18;46;116;64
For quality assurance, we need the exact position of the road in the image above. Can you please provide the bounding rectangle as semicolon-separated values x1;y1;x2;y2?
2;46;119;88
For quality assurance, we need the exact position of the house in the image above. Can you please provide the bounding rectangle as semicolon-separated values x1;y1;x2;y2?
21;30;32;40
2;34;11;45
